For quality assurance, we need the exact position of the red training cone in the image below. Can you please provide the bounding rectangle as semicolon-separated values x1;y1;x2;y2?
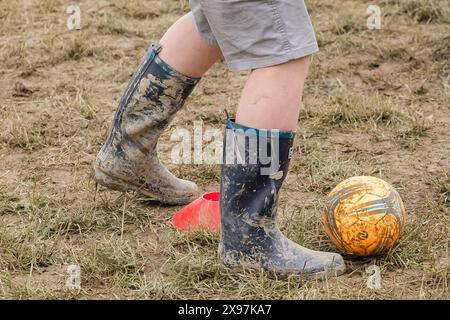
172;192;220;232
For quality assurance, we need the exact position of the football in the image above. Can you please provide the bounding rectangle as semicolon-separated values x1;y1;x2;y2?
322;176;406;256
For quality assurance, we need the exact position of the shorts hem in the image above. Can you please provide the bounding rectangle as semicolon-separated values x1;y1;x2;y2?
227;43;319;71
190;11;218;45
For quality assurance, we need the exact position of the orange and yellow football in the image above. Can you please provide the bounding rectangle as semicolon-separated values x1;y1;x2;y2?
322;176;406;256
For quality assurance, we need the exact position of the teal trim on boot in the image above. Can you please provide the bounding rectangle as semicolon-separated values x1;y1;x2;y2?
225;119;295;139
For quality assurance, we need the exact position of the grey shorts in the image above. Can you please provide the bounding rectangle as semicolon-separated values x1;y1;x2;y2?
189;0;319;71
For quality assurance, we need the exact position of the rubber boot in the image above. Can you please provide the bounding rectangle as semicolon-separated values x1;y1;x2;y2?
219;119;346;278
95;43;201;205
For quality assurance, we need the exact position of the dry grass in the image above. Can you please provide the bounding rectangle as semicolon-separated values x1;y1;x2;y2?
400;0;450;23
0;0;449;299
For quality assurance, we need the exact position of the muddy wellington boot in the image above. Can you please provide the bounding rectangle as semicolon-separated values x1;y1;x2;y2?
219;120;346;278
94;43;201;205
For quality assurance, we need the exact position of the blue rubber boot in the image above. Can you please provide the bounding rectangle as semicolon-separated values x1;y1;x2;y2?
219;120;346;278
95;43;201;205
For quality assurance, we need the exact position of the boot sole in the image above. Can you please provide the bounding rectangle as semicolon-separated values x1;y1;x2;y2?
219;259;346;281
94;166;197;205
306;263;346;280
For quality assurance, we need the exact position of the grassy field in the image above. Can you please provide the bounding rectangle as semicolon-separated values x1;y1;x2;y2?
0;0;449;299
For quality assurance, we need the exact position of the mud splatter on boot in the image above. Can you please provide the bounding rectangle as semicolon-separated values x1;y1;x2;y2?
95;43;201;205
219;120;346;279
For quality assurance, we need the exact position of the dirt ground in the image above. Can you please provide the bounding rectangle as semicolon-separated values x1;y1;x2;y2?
0;0;449;299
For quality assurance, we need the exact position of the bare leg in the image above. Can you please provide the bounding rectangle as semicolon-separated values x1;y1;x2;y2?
159;13;222;78
236;56;311;131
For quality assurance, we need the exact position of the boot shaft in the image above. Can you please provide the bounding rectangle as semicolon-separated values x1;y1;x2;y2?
220;120;295;250
107;43;200;156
